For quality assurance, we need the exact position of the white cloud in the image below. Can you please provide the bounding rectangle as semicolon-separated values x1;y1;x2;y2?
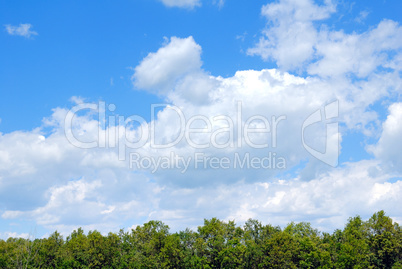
132;36;202;94
385;52;402;71
368;102;402;173
168;72;219;105
0;69;400;235
5;23;38;38
141;160;402;232
159;0;201;9
0;76;395;234
248;0;402;78
69;96;86;105
309;19;402;78
0;232;30;239
248;0;335;71
2;121;399;234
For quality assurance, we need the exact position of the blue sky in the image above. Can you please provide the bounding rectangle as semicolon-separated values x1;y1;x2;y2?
0;0;402;238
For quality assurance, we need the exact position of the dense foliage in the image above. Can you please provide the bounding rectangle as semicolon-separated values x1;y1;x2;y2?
1;211;401;268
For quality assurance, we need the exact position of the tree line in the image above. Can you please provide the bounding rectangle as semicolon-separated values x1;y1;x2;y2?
0;210;401;268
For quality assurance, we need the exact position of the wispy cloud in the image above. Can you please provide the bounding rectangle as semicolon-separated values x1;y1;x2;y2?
213;0;225;9
355;10;370;23
159;0;201;9
5;23;38;38
236;32;247;42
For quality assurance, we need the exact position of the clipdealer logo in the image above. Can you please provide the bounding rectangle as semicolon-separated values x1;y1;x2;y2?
64;100;339;173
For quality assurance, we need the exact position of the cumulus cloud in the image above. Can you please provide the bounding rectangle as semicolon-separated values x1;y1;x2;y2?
129;33;400;182
0;109;160;235
248;0;335;70
0;78;400;237
309;19;402;78
0;60;399;237
151;160;402;232
158;0;201;9
5;23;38;38
248;0;402;78
368;102;402;173
2;121;399;234
132;36;202;94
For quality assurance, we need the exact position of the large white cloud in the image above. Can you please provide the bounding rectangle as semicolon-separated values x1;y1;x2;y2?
2;124;400;234
1;65;400;237
152;159;402;232
130;34;401;185
0;85;400;237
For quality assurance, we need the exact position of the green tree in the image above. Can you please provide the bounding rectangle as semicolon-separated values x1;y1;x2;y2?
64;227;90;268
129;220;170;268
243;219;265;268
34;231;64;268
337;216;370;268
160;233;185;268
366;211;402;268
196;218;244;268
260;229;299;268
285;222;331;268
